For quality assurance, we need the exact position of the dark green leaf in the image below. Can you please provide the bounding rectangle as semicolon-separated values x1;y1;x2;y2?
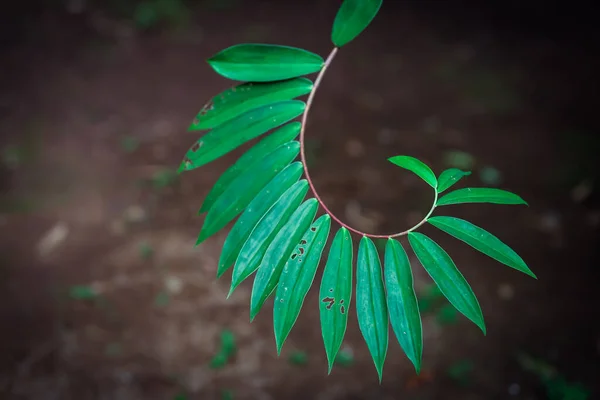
388;155;437;188
250;199;318;320
437;188;527;206
208;44;324;82
356;236;388;382
68;285;98;300
427;216;536;278
229;180;309;293
180;101;305;172
331;0;383;47
199;122;301;213
190;79;313;130
319;227;353;374
197;141;299;244
408;232;486;334
218;162;303;278
288;351;309;366
437;168;471;193
384;239;422;373
274;214;331;353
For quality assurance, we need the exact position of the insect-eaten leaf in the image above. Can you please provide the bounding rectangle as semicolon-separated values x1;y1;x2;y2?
217;162;303;278
180;100;305;172
437;188;528;207
229;179;309;294
331;0;383;47
384;239;423;374
319;227;353;373
250;198;318;320
408;232;486;334
437;168;471;193
208;44;324;82
191;79;313;130
427;216;536;278
356;236;388;382
388;155;438;188
197;141;299;244
274;215;331;354
199;122;301;214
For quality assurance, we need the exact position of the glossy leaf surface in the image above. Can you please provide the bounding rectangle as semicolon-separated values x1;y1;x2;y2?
331;0;383;47
384;239;422;373
197;142;299;244
388;155;438;188
437;188;527;206
191;79;312;130
319;227;353;373
217;162;303;278
274;215;331;353
229;180;309;293
437;168;471;193
356;236;388;381
199;122;301;214
208;44;324;82
408;232;486;334
428;216;536;278
250;199;319;320
180;101;305;172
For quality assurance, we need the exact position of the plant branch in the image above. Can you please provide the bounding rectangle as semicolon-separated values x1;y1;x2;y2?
300;47;438;238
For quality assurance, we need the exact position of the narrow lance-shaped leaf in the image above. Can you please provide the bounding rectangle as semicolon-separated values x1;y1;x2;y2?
217;162;303;278
199;122;301;214
356;236;388;382
229;180;309;294
197;141;299;244
437;188;528;206
250;199;318;320
274;215;331;353
388;155;438;188
437;168;471;193
428;216;536;278
319;227;353;374
331;0;383;47
208;44;324;82
384;239;423;374
408;232;486;334
180;101;305;172
190;79;313;130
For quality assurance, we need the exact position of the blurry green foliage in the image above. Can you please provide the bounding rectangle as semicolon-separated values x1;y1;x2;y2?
447;359;473;386
334;349;354;367
288;350;309;366
518;354;590;400
210;329;237;369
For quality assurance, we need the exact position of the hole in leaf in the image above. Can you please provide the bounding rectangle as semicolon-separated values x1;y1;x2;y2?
310;227;316;232
340;305;345;314
192;142;202;152
300;240;307;245
291;254;297;259
322;297;335;310
340;299;344;304
329;289;333;292
299;248;304;255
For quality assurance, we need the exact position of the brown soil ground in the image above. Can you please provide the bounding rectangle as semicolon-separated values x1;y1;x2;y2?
1;1;598;399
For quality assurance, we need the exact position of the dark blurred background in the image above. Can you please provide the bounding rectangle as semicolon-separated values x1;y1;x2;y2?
1;0;599;399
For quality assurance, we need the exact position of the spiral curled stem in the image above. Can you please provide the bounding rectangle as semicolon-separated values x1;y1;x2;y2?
299;47;438;239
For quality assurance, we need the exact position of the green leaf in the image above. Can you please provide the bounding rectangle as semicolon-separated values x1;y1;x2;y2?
218;162;303;278
197;141;299;244
250;198;318;320
331;0;383;47
437;188;527;206
384;239;422;374
229;179;309;293
388;155;438;188
427;216;536;278
199;122;301;214
356;236;388;382
437;168;471;193
207;44;324;82
319;227;353;374
408;232;486;334
190;79;313;130
180;101;305;172
274;215;331;353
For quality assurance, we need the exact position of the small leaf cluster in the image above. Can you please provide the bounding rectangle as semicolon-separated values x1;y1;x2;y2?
179;0;535;380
